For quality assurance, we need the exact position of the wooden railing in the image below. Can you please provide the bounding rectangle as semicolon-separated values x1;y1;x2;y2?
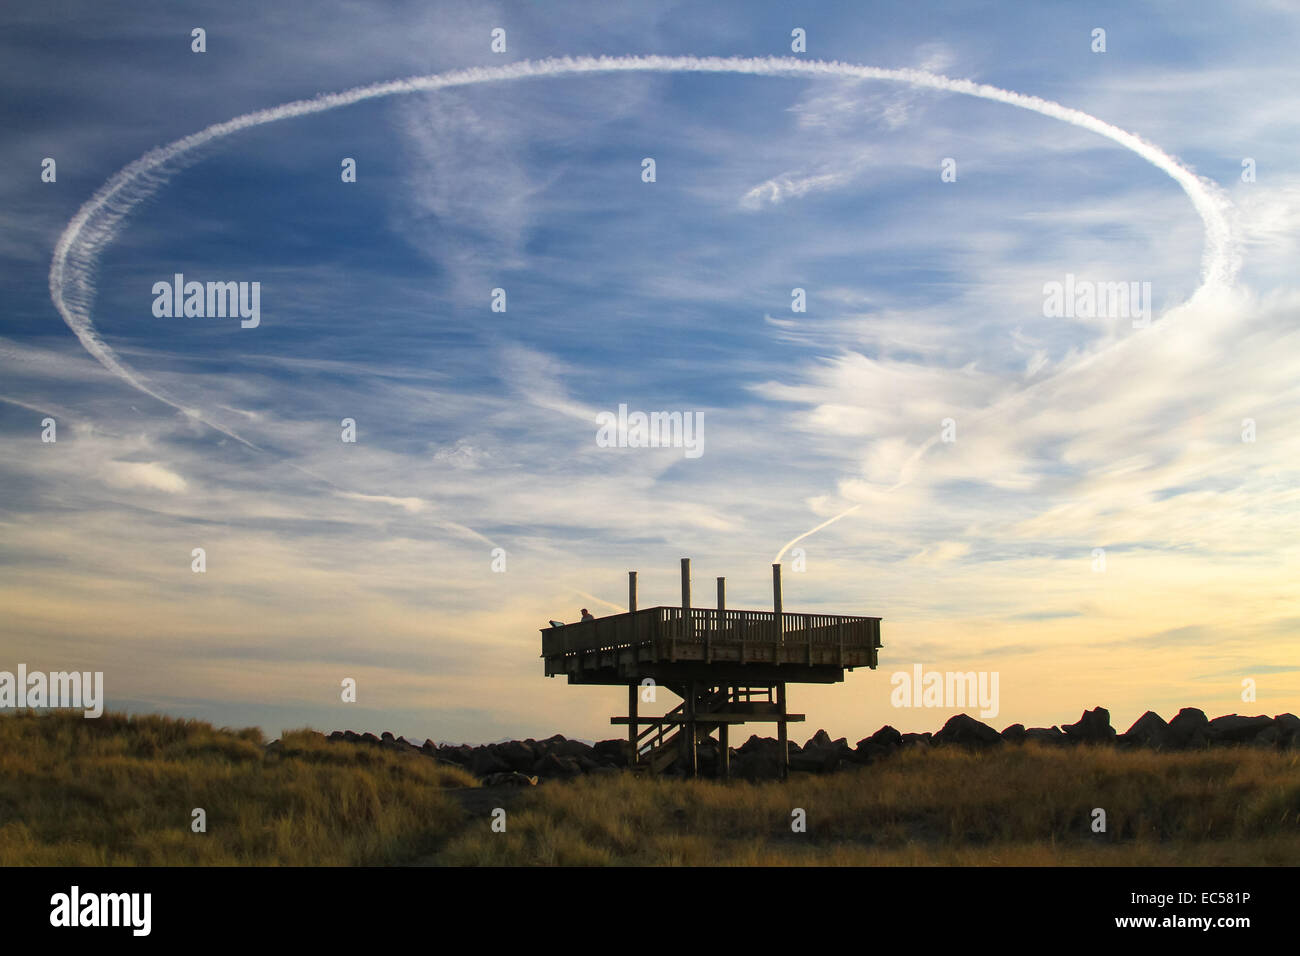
541;606;881;659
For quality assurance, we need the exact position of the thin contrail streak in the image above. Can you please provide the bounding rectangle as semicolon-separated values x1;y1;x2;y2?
43;55;1237;562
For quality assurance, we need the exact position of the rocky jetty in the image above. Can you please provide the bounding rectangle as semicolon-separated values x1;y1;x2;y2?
323;706;1299;784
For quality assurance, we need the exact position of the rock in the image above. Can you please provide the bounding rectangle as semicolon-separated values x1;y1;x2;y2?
1023;726;1065;745
738;735;781;755
380;732;396;744
789;747;838;773
360;732;381;746
1206;714;1274;744
852;741;888;763
899;732;932;748
593;739;630;767
1120;711;1168;749
863;725;902;750
328;731;346;741
495;740;536;772
481;771;538;787
1062;707;1117;744
1275;714;1300;747
437;744;472;766
532;752;582;779
552;738;596;760
732;749;783;780
804;729;834;750
421;739;438;755
1166;708;1209;749
933;713;1002;747
1000;724;1027;743
470;748;512;777
343;730;360;743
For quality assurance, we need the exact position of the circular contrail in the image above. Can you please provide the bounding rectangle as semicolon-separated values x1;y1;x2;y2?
45;55;1238;560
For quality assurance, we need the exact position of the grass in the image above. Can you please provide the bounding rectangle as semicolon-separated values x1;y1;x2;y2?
3;711;1297;865
0;710;476;865
431;743;1300;866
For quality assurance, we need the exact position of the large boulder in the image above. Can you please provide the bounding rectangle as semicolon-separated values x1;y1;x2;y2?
732;749;783;780
1275;714;1300;748
360;732;381;746
1120;711;1169;749
532;752;582;779
738;735;782;755
1062;707;1117;744
1023;726;1065;745
495;740;537;772
1166;708;1209;748
593;739;630;767
932;713;1002;748
1206;714;1274;745
470;748;512;777
862;725;902;750
437;744;473;766
552;738;596;760
803;729;834;751
1000;723;1027;743
789;747;839;774
899;732;932;748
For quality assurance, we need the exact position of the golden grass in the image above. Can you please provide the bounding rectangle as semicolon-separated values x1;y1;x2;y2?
432;743;1300;866
0;710;476;865
6;711;1296;865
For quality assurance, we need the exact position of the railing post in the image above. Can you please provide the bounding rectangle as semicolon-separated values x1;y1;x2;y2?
772;563;783;644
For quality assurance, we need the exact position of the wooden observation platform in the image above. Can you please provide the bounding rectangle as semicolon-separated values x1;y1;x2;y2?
540;559;882;778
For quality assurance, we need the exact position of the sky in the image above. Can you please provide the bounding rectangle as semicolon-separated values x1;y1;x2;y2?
2;0;1298;745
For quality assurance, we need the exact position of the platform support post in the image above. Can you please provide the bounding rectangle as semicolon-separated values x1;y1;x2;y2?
777;682;789;781
687;679;699;777
628;683;638;767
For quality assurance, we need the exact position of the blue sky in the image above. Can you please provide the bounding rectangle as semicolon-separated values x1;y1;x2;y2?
2;0;1298;743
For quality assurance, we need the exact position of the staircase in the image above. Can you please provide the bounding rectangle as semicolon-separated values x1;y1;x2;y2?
633;686;734;774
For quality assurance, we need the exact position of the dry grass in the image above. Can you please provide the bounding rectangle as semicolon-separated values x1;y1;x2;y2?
0;710;476;865
432;743;1300;866
6;712;1296;865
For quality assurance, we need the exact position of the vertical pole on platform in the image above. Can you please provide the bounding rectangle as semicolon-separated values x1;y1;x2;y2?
681;557;691;641
628;571;637;613
772;562;783;645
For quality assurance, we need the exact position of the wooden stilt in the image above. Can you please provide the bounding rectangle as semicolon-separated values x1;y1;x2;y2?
629;683;638;766
777;682;789;781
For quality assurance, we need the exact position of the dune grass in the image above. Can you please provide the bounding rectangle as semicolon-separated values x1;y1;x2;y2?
0;710;476;865
5;711;1297;865
432;743;1300;865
